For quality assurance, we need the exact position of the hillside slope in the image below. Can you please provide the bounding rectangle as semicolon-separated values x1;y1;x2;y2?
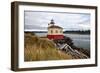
24;33;72;61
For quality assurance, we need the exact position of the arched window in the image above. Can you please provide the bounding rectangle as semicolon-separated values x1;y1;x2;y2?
60;30;62;33
51;30;53;33
56;30;58;33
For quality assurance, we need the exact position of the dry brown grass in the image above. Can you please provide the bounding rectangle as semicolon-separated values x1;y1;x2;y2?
24;33;72;61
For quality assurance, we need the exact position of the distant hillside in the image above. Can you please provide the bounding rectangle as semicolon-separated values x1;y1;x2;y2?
63;30;90;34
24;32;72;61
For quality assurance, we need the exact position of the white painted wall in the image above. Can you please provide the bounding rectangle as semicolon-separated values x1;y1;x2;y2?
48;28;63;35
0;0;99;73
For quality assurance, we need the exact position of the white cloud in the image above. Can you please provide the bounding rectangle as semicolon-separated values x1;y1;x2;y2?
24;11;90;31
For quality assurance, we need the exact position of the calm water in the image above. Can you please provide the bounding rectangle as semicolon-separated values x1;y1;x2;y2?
35;32;90;50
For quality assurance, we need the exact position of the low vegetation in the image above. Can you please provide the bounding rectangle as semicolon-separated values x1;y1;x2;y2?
24;32;72;61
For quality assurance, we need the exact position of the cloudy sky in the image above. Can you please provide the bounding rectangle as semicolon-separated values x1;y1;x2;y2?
24;11;90;31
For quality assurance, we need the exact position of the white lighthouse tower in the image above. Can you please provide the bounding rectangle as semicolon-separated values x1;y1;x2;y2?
47;19;64;40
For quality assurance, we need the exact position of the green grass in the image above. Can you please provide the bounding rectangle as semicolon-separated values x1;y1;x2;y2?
24;33;72;61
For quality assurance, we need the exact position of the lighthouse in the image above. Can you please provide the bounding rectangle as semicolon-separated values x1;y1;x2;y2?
47;19;64;40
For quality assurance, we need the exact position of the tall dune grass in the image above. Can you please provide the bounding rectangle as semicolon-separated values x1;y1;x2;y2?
24;33;72;61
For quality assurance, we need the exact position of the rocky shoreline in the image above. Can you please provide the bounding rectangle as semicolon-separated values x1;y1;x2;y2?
53;36;90;59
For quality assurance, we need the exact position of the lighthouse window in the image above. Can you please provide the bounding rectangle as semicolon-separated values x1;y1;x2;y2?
51;30;53;33
56;30;58;33
60;30;62;33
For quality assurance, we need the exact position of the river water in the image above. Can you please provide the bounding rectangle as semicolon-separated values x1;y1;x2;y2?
35;32;90;50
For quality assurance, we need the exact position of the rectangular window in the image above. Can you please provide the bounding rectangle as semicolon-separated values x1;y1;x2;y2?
51;30;53;33
56;30;58;33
